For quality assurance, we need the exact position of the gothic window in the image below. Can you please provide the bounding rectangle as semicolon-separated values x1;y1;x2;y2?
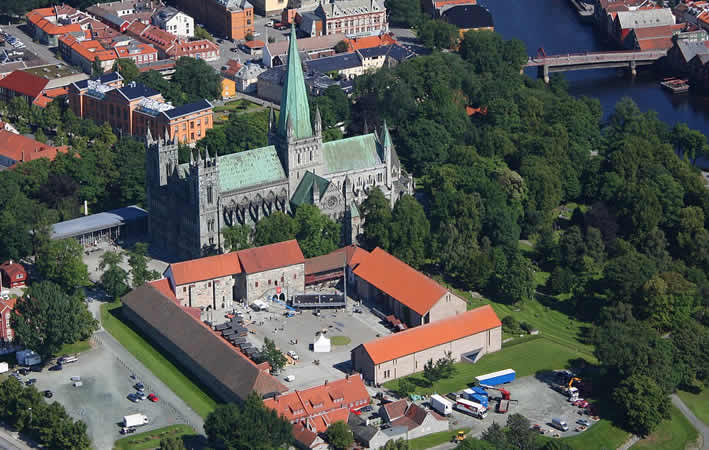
255;281;259;287
207;186;213;204
298;153;301;164
310;151;313;161
209;237;214;245
378;173;382;182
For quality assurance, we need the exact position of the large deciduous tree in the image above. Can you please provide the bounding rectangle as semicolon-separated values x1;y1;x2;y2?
326;421;354;450
613;374;669;436
294;204;341;258
360;187;392;251
390;195;430;269
223;224;253;251
253;212;298;247
36;239;90;294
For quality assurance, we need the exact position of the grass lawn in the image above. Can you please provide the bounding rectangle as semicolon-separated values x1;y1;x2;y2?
113;424;196;450
557;418;629;450
213;99;260;113
57;338;91;356
330;336;351;346
383;337;591;395
677;388;709;426
100;301;217;418
634;405;699;450
408;428;467;450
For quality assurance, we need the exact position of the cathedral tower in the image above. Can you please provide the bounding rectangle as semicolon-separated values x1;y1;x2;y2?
189;147;221;255
269;25;324;195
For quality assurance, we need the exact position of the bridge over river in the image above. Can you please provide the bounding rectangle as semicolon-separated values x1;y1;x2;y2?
525;49;667;82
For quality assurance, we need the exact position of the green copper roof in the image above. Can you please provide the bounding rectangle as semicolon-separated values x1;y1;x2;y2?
218;145;286;192
322;133;382;174
290;171;330;207
277;26;312;140
350;202;360;218
382;120;393;149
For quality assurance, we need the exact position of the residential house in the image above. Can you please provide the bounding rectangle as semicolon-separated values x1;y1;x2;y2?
234;63;266;93
113;39;159;65
152;6;194;38
126;22;220;61
299;12;325;37
0;297;17;344
0;130;69;169
305;52;364;79
262;33;346;67
0;261;27;288
351;305;502;384
222;77;236;98
86;0;162;30
175;0;255;40
379;400;449;439
242;40;266;56
122;280;287;402
314;0;388;37
349;413;408;449
25;5;83;46
58;35;117;74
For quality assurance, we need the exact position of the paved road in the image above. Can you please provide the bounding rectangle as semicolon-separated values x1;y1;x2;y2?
672;394;708;450
2;23;62;65
0;429;29;450
93;328;206;435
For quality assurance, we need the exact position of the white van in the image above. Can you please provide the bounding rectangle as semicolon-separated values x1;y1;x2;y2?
284;375;295;382
552;418;569;432
73;381;83;387
61;355;78;364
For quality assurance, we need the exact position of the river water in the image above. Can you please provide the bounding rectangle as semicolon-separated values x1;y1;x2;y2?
478;0;709;135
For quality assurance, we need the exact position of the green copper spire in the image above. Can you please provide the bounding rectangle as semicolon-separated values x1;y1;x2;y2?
382;120;393;148
277;25;312;139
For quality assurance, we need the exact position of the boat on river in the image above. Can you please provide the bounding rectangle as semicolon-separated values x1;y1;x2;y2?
660;77;690;94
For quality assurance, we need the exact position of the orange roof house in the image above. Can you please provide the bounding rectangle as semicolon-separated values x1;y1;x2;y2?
0;130;69;169
351;247;466;327
351;305;502;384
166;253;242;286
26;5;82;46
237;239;305;274
0;261;27;288
0;71;53;106
346;33;398;51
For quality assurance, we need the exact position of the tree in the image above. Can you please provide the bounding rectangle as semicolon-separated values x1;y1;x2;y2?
326;421;354;450
253;212;298;247
160;436;186;450
395;378;415;397
385;0;421;27
480;422;510;449
91;57;103;78
294;204;341;258
496;254;535;304
423;358;441;385
112;58;140;82
223;224;252;251
671;122;706;164
390;195;430;269
128;243;158;288
262;337;287;372
417;19;459;49
505;413;536;450
383;439;411;450
334;40;349;53
100;251;129;299
11;281;98;360
194;25;214;42
559;226;585;272
36;239;90;294
613;374;669;436
360;187;392;250
35;128;47;143
204;393;293;449
173;57;222;102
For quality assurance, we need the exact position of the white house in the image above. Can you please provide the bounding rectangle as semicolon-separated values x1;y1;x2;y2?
152;6;194;38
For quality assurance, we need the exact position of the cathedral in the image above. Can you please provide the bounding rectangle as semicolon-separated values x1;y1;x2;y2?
145;27;413;260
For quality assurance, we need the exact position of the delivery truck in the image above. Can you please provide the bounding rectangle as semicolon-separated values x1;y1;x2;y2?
454;398;488;419
122;414;149;428
430;394;453;416
475;368;516;386
462;388;489;408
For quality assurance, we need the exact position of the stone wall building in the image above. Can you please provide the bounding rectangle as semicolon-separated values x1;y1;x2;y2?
236;240;305;302
351;305;502;384
146;27;412;260
164;253;241;309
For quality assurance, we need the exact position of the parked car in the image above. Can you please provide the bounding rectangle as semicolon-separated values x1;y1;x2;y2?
70;376;81;382
360;406;373;413
19;368;29;375
577;419;591;427
287;350;299;360
120;427;136;434
43;390;53;398
127;393;139;403
25;378;37;386
30;365;42;372
134;382;145;391
136;392;147;401
48;364;62;371
148;394;159;402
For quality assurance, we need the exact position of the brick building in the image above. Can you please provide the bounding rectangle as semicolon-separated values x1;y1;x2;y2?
314;0;388;37
0;262;27;288
68;73;213;144
126;22;220;60
351;247;467;328
175;0;255;40
0;298;17;344
58;35;118;74
164;253;241;309
351;305;502;384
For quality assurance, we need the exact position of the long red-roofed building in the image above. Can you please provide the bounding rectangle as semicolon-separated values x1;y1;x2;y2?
352;305;502;384
0;130;70;169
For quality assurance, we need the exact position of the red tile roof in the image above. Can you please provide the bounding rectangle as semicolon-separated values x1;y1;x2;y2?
148;278;177;301
59;35;117;62
359;305;502;364
263;374;369;430
304;245;364;275
383;398;408;421
168;253;241;286
346;33;398;51
167;39;219;58
0;70;49;99
0;261;26;280
636;37;673;50
222;59;242;78
0;130;69;168
237;240;305;274
352;247;446;316
0;297;17;313
244;40;265;48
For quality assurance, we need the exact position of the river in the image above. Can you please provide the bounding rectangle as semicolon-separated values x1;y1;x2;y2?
478;0;709;135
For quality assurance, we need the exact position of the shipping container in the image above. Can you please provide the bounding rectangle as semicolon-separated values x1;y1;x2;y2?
475;368;516;386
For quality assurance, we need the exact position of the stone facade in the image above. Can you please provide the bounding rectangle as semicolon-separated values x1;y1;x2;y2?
146;28;412;261
238;263;305;303
352;326;502;385
172;275;237;309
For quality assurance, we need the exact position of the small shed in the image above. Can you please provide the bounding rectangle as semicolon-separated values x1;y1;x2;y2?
313;333;331;353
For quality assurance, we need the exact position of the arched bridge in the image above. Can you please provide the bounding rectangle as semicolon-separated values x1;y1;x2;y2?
525;49;667;82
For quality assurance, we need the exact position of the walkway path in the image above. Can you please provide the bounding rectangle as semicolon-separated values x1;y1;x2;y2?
671;394;708;450
0;428;30;450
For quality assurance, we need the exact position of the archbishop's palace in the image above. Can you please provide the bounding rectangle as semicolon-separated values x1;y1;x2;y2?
145;28;413;259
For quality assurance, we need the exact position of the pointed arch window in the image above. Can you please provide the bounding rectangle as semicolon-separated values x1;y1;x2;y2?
207;186;213;204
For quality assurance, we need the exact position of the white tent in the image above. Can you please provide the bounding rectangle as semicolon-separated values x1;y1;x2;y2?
313;333;331;353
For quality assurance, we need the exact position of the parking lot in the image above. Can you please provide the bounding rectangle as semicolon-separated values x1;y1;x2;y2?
231;293;391;391
8;341;189;450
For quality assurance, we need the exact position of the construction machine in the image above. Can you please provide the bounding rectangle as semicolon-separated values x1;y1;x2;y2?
481;384;517;413
452;431;466;443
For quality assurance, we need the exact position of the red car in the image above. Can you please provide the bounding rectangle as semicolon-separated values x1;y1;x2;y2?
350;408;361;415
574;400;589;408
148;394;159;402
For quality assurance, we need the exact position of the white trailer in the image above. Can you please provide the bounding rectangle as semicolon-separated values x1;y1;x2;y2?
0;362;8;374
122;414;149;428
430;394;453;416
454;397;488;419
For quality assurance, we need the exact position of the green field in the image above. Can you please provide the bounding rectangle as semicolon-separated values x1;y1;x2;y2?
634;406;699;450
559;418;630;450
100;301;217;418
408;429;467;450
113;424;196;450
383;337;591;395
58;338;92;356
213;99;260;113
330;335;351;346
677;389;709;426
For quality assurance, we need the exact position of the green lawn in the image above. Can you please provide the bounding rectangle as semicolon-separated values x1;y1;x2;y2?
330;336;351;346
634;405;699;450
57;338;91;356
408;428;467;450
113;424;196;450
677;389;709;426
559;418;630;450
213;99;260;113
383;337;591;395
100;301;217;418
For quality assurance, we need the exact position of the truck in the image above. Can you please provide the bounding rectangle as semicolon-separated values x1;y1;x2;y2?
480;384;516;413
462;388;489;408
122;414;149;428
16;350;41;367
0;362;8;374
454;398;488;419
475;368;516;386
430;394;453;416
